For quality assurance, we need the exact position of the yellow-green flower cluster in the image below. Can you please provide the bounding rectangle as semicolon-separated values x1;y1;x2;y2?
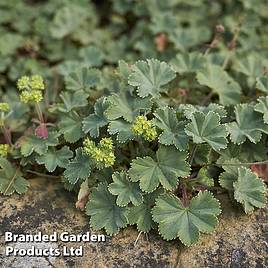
132;115;157;141
0;144;9;157
17;75;45;91
19;90;43;103
83;137;115;168
17;75;44;103
0;103;10;112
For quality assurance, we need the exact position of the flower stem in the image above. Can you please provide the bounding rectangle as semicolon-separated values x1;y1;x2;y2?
35;102;45;124
1;125;12;145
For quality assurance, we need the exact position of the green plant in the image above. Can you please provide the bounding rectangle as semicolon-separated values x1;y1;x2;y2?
0;0;267;247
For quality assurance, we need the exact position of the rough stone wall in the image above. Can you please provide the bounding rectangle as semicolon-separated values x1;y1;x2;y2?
0;178;267;268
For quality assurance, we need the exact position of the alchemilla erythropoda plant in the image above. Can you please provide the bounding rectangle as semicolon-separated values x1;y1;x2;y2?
0;0;267;246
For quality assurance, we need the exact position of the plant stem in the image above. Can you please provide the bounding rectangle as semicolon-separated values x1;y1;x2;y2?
35;102;45;124
214;160;268;167
26;170;61;179
201;19;243;106
199;160;268;168
222;19;243;70
200;91;214;106
182;183;188;206
4;168;19;195
1;125;12;145
189;144;198;166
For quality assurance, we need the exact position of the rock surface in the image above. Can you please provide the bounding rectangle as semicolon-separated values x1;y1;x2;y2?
0;177;267;268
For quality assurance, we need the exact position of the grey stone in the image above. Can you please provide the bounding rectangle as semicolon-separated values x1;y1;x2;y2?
0;178;267;268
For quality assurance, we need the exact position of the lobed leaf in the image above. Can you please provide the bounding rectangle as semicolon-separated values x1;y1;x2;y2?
128;146;190;193
82;97;109;138
185;111;228;151
234;167;267;214
36;146;73;172
227;104;268;145
128;189;163;233
108;171;143;207
105;91;152;122
108;119;135;143
152;191;221;246
20;132;59;157
65;67;101;92
196;64;241;105
63;148;92;184
0;158;29;195
256;76;268;94
153;107;189;151
170;52;206;75
58;113;83;143
255;96;268;124
86;182;128;235
128;59;176;98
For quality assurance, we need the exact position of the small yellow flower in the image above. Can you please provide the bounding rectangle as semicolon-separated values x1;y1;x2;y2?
93;148;105;162
30;75;45;91
17;76;30;91
20;90;43;103
83;137;115;168
0;102;10;112
132;115;157;141
99;137;113;150
83;138;96;155
144;127;157;141
0;144;9;157
17;75;45;103
103;152;115;167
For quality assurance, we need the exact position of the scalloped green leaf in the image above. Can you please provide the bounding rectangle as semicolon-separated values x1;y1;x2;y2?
58;112;83;143
79;45;104;67
0;158;29;195
128;189;163;233
218;159;240;190
82;97;109;138
170;52;206;74
153;107;188;151
105;91;152;122
108;171;143;206
218;139;268;163
20;132;59;157
128;59;176;98
108;119;135;143
185;111;228;151
36;146;73;172
179;103;227;120
50;4;89;39
152;191;221;246
256;76;268;93
63;148;92;184
58;91;89;112
86;182;128;235
255;96;268;124
233;55;263;79
128;146;190;193
234;167;267;214
227;104;268;145
65;67;101;91
196;64;241;105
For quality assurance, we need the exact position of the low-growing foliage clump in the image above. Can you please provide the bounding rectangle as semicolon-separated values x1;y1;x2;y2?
0;0;267;246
